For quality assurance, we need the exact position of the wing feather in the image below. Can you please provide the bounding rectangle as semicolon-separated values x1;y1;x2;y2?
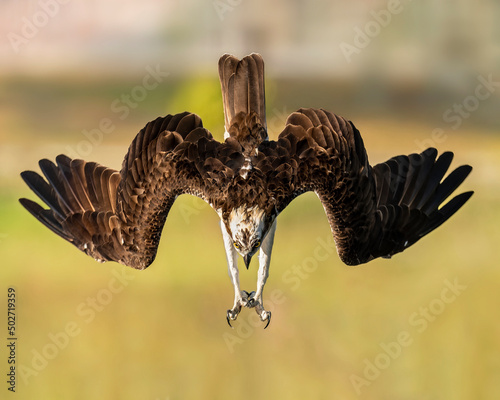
20;76;473;270
271;108;473;265
19;112;229;269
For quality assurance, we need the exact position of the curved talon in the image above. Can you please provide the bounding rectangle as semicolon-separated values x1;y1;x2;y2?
226;311;234;328
263;311;271;329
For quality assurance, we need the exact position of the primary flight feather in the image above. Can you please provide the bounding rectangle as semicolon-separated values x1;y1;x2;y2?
20;53;473;328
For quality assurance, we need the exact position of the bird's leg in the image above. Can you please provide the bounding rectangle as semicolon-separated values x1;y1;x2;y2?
248;219;277;328
220;221;248;326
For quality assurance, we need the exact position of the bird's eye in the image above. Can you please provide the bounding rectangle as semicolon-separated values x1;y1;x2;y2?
233;242;240;249
254;241;261;249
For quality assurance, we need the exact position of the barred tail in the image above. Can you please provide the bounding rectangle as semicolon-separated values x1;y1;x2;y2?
218;53;266;133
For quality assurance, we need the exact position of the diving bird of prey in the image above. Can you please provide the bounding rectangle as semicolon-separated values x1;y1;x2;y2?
20;53;473;328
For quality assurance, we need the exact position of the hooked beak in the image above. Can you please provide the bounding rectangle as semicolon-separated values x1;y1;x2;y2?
243;254;252;269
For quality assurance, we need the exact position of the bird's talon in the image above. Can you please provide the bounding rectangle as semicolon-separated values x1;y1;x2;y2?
263;311;271;329
226;307;240;328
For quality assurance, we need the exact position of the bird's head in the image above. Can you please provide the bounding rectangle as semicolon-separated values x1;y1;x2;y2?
224;206;276;269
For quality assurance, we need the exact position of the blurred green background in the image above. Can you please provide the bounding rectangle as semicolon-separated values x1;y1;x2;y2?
1;1;499;399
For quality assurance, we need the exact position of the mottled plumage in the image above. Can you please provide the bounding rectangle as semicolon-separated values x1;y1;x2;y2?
20;53;473;327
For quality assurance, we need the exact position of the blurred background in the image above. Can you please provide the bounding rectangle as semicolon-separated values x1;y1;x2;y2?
1;0;499;399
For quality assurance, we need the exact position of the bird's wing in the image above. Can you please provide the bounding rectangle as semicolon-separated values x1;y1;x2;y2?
261;108;473;265
20;112;239;269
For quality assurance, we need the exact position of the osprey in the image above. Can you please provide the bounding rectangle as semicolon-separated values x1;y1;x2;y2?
20;53;473;328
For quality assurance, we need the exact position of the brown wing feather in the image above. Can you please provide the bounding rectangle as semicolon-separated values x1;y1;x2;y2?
19;112;239;269
21;157;121;263
269;108;473;265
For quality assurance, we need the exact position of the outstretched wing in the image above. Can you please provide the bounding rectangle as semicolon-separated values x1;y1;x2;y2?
20;112;240;269
264;108;473;265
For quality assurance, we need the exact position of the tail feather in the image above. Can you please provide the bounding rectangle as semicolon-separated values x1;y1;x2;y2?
218;53;266;132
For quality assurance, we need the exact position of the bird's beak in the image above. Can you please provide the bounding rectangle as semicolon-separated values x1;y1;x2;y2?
243;254;252;269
